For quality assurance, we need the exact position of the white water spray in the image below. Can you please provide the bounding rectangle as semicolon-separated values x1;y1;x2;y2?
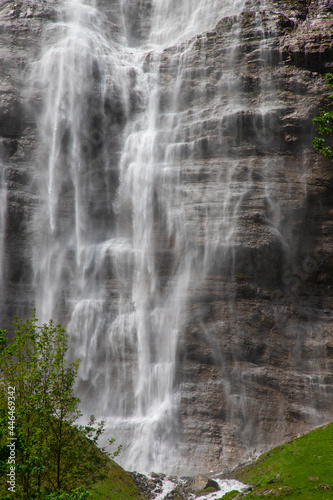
31;0;255;473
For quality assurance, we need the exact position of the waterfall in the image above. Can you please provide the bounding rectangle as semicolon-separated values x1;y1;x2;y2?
30;0;249;473
27;0;330;475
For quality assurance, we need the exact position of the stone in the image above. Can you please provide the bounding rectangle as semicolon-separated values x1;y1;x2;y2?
0;90;23;137
188;474;220;493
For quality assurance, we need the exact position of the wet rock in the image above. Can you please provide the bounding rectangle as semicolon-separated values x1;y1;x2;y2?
0;87;24;137
188;474;220;493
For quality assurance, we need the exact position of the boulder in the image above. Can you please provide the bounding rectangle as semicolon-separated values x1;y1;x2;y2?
188;474;220;493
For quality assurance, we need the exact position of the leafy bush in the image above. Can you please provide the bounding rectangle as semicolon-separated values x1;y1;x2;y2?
0;312;119;499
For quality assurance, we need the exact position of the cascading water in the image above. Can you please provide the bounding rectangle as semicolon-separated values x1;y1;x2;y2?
29;0;251;473
27;0;331;476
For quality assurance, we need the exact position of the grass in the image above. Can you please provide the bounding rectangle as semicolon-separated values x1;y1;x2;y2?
88;460;146;500
220;422;333;499
217;491;241;499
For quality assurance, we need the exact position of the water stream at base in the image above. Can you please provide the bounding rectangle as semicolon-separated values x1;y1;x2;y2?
28;0;295;474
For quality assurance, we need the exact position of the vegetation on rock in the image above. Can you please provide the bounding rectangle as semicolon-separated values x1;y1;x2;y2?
312;73;333;159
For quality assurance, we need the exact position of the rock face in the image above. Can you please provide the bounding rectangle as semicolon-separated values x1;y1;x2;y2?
1;0;333;475
0;0;60;322
161;0;333;472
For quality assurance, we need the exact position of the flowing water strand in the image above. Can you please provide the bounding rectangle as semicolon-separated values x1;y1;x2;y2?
218;3;286;446
146;0;246;47
256;3;330;432
31;0;131;323
0;144;7;318
105;45;196;472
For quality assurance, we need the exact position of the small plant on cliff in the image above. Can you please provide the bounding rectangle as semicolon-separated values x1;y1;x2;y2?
0;311;120;499
312;73;333;159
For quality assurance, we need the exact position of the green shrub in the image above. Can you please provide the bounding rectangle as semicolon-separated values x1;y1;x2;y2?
0;312;118;498
312;73;333;158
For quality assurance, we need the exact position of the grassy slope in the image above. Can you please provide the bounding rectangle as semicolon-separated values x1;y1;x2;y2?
219;422;333;499
88;460;145;500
